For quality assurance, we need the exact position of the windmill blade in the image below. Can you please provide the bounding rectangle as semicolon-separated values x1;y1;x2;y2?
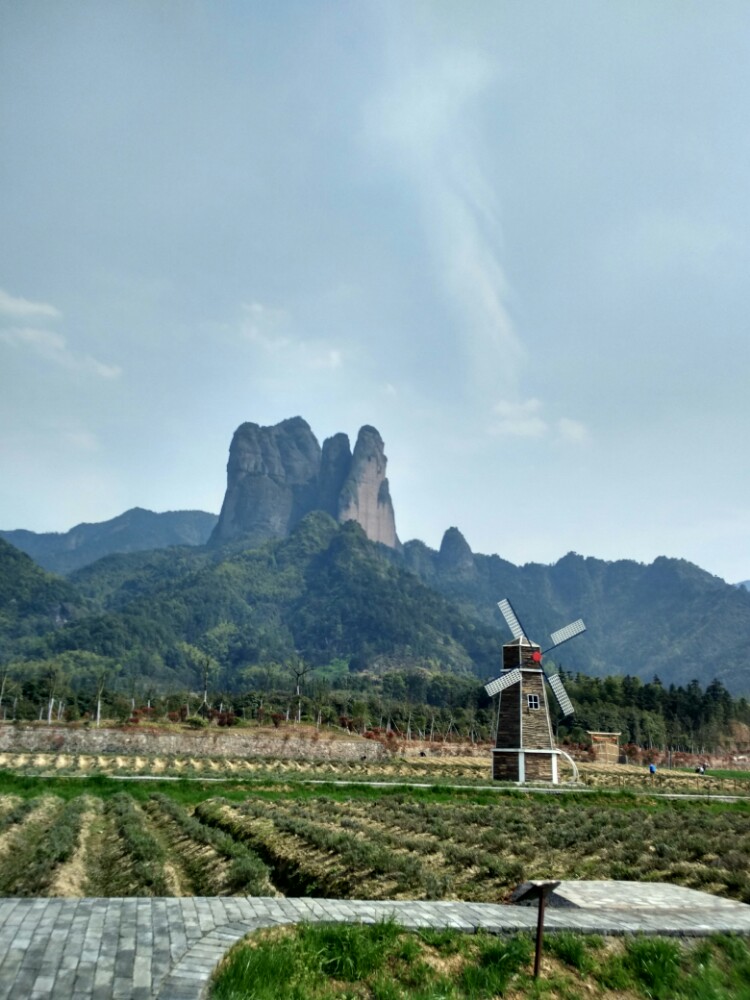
547;672;575;717
485;668;522;698
497;599;528;641
543;618;586;653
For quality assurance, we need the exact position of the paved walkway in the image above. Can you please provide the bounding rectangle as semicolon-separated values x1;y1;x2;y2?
0;884;748;1000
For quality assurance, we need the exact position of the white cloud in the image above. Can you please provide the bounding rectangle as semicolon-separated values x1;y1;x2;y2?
62;429;101;452
239;301;343;373
240;301;291;351
488;400;588;442
0;288;61;321
0;325;121;378
308;348;342;370
489;398;547;438
0;326;66;357
557;417;589;443
602;210;738;280
365;42;525;396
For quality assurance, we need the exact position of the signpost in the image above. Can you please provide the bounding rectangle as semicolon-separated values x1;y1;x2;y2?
510;880;561;978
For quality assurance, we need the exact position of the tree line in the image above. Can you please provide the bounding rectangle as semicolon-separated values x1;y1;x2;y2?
0;650;747;753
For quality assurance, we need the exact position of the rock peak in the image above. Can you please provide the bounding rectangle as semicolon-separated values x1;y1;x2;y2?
211;419;399;549
337;426;398;548
438;527;475;573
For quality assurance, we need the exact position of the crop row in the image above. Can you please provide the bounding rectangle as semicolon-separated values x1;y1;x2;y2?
145;794;272;895
0;751;487;783
0;796;88;895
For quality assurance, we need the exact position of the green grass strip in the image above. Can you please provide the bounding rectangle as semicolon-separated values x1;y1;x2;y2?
211;924;750;1000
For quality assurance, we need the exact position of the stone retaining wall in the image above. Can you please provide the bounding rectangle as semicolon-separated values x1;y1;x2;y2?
0;725;387;762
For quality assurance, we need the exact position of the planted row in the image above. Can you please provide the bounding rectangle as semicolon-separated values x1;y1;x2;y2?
146;794;272;895
0;796;88;895
102;793;170;895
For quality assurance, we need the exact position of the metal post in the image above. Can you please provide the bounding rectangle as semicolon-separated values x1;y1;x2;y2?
534;891;546;978
510;880;559;982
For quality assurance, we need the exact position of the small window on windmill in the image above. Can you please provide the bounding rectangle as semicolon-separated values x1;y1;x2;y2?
527;694;540;710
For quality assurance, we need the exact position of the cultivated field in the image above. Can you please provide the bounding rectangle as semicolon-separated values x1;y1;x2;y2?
0;778;748;903
0;750;491;783
1;748;749;796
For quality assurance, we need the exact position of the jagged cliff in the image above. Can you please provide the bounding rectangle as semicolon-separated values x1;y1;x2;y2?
210;418;399;549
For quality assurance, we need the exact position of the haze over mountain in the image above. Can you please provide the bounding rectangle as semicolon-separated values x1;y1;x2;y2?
0;508;218;576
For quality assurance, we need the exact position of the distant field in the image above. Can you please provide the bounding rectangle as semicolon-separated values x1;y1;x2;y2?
0;749;492;784
0;775;748;903
1;748;750;798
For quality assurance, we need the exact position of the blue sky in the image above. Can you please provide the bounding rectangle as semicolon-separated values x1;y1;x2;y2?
1;1;749;582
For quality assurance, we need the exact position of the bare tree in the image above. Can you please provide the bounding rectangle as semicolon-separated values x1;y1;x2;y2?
0;661;12;720
289;656;314;724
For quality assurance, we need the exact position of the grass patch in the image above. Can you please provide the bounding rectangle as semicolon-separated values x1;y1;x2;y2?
211;925;750;999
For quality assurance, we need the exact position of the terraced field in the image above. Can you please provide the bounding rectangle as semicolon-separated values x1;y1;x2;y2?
0;750;491;783
1;750;748;797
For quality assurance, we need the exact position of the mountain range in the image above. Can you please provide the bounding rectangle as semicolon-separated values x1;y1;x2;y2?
2;417;750;694
0;508;217;575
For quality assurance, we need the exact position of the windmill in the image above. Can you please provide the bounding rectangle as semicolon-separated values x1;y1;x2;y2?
486;598;585;784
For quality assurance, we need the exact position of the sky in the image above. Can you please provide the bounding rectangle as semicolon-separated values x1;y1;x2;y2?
1;1;749;583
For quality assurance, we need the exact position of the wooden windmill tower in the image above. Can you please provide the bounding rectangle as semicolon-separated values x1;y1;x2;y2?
485;599;585;784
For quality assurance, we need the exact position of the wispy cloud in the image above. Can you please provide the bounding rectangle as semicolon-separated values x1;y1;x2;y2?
489;398;547;438
365;40;524;396
489;400;589;442
0;325;121;378
62;428;101;452
240;301;291;352
604;210;737;278
557;417;589;443
0;288;61;321
239;300;343;372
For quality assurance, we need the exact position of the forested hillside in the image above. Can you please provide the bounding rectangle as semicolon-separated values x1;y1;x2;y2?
2;514;501;692
0;539;85;641
402;533;750;693
1;520;750;748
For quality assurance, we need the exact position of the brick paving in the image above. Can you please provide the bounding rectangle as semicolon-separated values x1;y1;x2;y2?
0;885;747;999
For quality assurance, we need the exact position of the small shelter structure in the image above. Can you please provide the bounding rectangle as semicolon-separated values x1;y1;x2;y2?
587;731;621;764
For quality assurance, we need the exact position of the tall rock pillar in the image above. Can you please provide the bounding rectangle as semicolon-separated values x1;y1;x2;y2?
337;426;399;548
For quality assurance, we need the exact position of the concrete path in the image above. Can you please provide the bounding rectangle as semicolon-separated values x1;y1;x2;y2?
0;885;748;1000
